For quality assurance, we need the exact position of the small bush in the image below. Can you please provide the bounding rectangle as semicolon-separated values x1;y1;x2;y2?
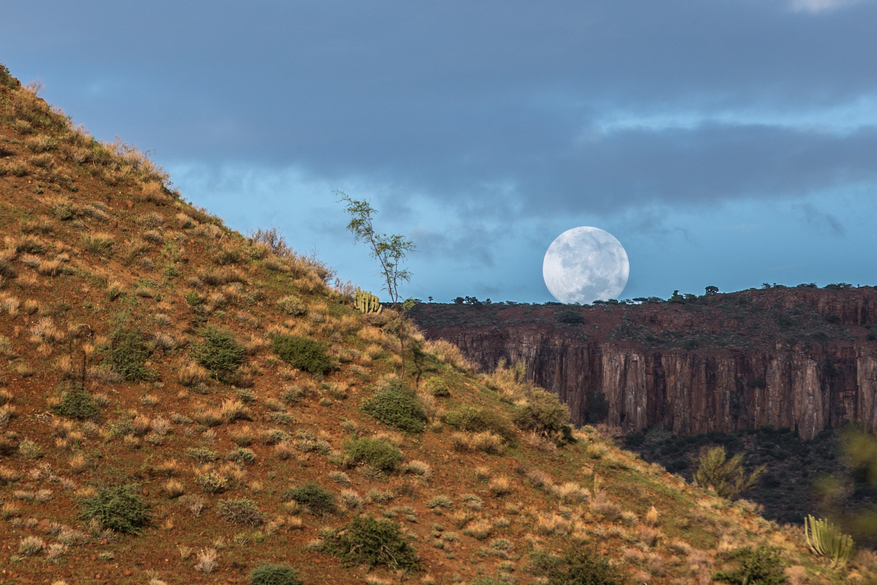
283;482;336;515
276;296;307;316
18;439;43;459
79;484;150;534
250;563;302;585
426;495;453;509
197;471;229;494
513;389;574;443
218;498;263;526
187;447;218;464
272;335;332;375
346;437;404;471
425;377;451;397
443;407;516;443
195;327;245;383
0;63;16;89
226;448;257;465
325;515;420;571
713;546;788;585
107;325;157;382
17;535;45;556
53;388;98;420
548;547;627;585
361;384;428;433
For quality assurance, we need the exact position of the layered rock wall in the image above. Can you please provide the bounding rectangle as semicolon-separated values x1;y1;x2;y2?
415;289;877;439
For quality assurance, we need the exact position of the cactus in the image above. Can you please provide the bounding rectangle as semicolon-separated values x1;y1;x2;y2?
804;515;853;568
354;288;382;314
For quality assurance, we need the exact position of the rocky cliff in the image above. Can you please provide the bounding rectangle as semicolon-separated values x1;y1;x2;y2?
410;286;877;439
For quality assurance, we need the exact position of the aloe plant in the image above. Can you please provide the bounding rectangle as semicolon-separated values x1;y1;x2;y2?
804;515;853;568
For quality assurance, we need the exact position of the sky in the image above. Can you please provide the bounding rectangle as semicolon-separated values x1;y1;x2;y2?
2;0;876;304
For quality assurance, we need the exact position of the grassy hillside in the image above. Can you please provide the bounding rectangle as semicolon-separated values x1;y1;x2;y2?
0;64;872;585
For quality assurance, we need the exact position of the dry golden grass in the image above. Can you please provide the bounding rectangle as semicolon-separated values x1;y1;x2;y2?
488;475;513;497
219;399;251;423
178;362;209;387
551;481;590;503
29;317;64;344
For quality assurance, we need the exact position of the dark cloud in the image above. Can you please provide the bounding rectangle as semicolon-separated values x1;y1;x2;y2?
3;1;877;299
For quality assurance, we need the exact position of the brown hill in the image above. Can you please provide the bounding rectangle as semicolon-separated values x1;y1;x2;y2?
0;64;870;584
410;288;877;440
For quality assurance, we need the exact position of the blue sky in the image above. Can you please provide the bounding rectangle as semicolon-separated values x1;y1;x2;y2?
2;0;876;303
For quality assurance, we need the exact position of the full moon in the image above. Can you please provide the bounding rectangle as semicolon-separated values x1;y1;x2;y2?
543;227;630;304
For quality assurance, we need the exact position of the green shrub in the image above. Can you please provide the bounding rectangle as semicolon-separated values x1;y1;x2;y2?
548;547;626;585
187;447;218;464
0;63;16;89
425;377;451;397
107;325;157;382
79;484;150;534
53;388;98;420
713;546;788;585
443;407;516;443
185;290;202;306
527;549;565;576
250;564;301;585
325;515;420;571
346;437;404;471
513;389;574;444
195;327;245;383
361;384;427;433
226;447;257;465
272;335;332;375
218;498;263;526
283;482;336;515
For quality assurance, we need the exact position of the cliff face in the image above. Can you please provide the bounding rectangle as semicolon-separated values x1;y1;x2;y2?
411;287;877;439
